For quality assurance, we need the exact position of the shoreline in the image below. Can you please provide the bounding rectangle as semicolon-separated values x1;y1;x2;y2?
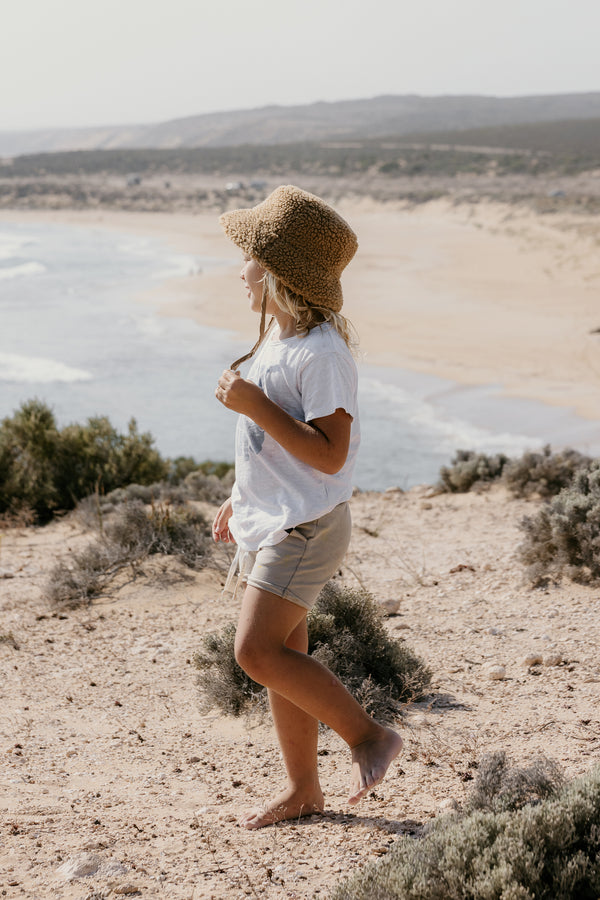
2;200;600;445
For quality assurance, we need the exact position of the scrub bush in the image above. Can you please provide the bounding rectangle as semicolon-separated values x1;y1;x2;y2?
519;462;600;584
182;467;234;504
55;415;168;504
465;751;565;814
308;584;432;721
44;500;211;606
438;450;509;493
503;445;591;499
438;446;594;499
195;624;266;716
329;761;600;900
194;583;432;723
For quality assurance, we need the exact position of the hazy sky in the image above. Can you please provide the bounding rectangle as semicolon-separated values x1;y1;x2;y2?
2;0;599;131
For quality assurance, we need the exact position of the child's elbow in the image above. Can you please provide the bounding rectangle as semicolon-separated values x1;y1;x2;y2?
319;452;347;475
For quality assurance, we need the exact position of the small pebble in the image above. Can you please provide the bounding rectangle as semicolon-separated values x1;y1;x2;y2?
543;652;563;667
487;665;506;681
379;597;401;615
438;797;459;813
57;853;102;880
410;714;429;727
523;653;544;667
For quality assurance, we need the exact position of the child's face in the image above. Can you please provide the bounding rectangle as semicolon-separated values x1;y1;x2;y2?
240;257;266;312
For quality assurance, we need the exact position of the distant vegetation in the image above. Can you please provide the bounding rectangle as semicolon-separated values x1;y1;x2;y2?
1;117;598;213
3;117;599;181
0;399;233;523
401;116;600;172
438;446;591;497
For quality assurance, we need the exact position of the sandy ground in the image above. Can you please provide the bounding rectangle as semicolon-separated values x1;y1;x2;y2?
1;486;600;898
2;198;600;423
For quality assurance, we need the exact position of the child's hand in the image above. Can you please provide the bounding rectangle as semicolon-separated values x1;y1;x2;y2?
215;369;263;416
212;496;235;543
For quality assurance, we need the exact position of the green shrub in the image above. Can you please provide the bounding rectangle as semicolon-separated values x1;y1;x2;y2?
438;450;509;493
0;400;235;523
519;462;600;584
0;399;62;519
44;500;210;606
0;400;167;521
308;584;432;721
194;583;431;723
504;445;591;499
56;415;168;503
169;457;234;483
329;763;600;900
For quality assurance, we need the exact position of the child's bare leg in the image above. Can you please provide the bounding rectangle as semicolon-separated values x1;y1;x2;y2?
235;586;402;813
239;620;324;829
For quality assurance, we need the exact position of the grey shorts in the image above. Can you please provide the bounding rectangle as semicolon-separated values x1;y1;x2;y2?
245;502;352;610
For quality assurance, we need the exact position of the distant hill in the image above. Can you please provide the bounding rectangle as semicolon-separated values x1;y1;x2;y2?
401;117;600;157
2;93;600;157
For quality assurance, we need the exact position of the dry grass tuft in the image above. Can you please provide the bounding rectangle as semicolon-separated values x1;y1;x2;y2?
44;500;211;607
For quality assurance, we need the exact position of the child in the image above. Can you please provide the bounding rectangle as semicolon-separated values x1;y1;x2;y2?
213;185;402;829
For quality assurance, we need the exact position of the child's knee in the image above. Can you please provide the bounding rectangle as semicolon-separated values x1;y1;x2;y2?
234;632;264;681
234;632;278;684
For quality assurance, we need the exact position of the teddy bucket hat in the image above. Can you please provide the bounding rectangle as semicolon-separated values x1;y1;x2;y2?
219;184;358;312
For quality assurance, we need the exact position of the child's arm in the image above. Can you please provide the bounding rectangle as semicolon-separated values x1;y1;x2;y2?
216;369;351;475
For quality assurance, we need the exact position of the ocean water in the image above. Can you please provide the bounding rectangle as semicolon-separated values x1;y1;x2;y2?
1;220;599;491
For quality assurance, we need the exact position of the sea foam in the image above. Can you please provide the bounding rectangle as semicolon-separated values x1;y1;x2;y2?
0;352;92;384
0;261;47;281
360;376;540;458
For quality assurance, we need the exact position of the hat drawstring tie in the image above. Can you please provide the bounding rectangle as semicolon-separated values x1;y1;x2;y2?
230;284;274;371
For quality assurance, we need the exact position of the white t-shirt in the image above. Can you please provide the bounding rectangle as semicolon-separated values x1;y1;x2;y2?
229;322;360;552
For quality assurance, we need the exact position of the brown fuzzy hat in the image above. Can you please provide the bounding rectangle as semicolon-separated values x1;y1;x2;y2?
219;184;358;311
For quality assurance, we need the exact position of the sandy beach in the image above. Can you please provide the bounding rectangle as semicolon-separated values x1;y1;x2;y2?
3;198;600;428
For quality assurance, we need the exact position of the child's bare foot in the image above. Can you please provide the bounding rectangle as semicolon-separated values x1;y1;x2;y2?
238;785;325;830
348;727;403;805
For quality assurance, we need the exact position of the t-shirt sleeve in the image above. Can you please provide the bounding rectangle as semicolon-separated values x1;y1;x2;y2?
299;351;358;422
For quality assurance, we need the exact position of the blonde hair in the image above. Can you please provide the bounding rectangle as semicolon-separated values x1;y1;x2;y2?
229;269;358;371
263;272;359;352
